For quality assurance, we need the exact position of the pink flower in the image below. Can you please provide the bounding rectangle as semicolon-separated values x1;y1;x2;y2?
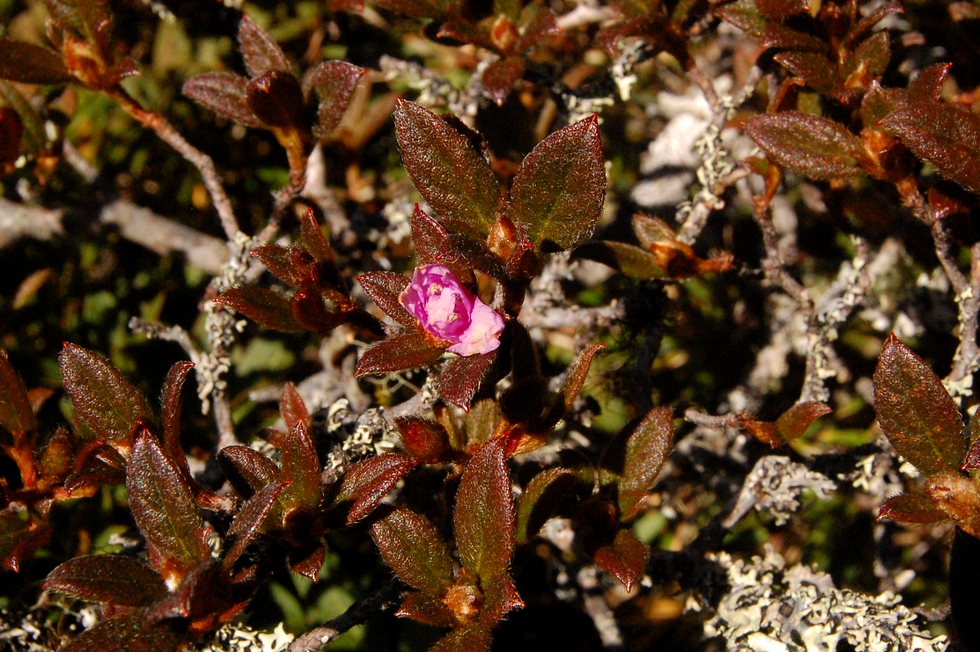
400;264;505;356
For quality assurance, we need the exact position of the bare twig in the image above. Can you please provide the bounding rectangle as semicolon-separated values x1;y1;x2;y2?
286;580;406;652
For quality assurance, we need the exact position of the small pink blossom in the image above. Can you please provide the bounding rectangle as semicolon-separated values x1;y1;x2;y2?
400;264;505;356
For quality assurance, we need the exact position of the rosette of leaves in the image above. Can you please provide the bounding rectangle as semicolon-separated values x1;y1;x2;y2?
214;208;383;338
182;16;365;182
355;100;605;407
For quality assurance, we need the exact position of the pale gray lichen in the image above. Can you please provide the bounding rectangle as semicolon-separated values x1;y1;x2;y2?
703;547;948;652
723;456;836;528
186;623;293;652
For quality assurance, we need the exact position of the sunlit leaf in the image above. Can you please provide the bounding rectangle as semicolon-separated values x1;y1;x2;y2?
619;407;674;521
438;352;496;409
776;401;832;441
300;207;334;263
873;334;966;474
182;72;262;127
160;361;194;476
429;626;492;652
357;271;415;327
0;350;36;432
337;454;415;524
594;529;649;591
394;417;450;464
516;468;576;544
560;344;604;413
238;15;290;78
217;445;283;496
454;437;515;578
371;507;454;595
572;241;666;280
224;481;287;568
355;332;446;376
908;63;950;105
45;555;167;607
214;286;306;332
479;570;523;628
277;422;321;511
745;111;866;180
878;491;949;524
303;61;365;138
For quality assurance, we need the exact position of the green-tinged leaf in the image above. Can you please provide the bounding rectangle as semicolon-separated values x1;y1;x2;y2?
572;241;666;280
632;214;675;250
393;100;501;240
238;16;290;78
860;81;906;128
59;343;153;447
619;407;674;521
64;458;126;497
429;625;492;652
594;529;649;591
371;508;454;595
454;437;515;578
280;383;311;434
57;611;182;652
304;61;365;138
908;64;950;105
337;454;415;524
880;102;980;194
224;482;287;568
964;435;980;470
394;417;450;464
160;361;194;476
924;471;980;524
773;51;836;94
479;571;523;628
397;591;454;627
777;401;832;441
0;508;36;572
217;445;283;496
357;271;415;327
182;72;263;127
214;286;306;332
873;334;966;474
354;332;446;377
482;57;525;106
277;422;321;511
0;350;36;432
0;39;73;85
713;0;767;39
761;23;829;52
516;468;576;544
45;555;167;607
744;112;866;180
127;430;210;583
438;352;496;409
508;114;605;251
300;207;334;264
878;491;949;524
514;7;559;53
560;344;605;413
755;0;810;19
847;31;890;81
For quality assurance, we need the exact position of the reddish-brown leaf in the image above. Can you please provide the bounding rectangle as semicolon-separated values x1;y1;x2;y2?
479;570;523;628
773;51;836;94
245;70;306;128
514;7;559;53
160;361;194;475
573;241;667;280
619;407;674;521
908;63;951;105
394;417;450;464
878;491;948;524
880;102;980;194
438;352;497;409
761;23;829;52
337;454;415;524
429;626;492;652
508;114;605;251
516;468;576;544
371;507;454;595
0;350;35;432
278;422;321;512
56;611;182;652
560;344;604;413
280;383;311;434
303;60;365;138
214;286;306;332
0;39;73;85
217;445;283;496
45;555;167;607
594;529;649;591
454;437;515;578
224;481;287;568
394;100;501;241
776;401;832;441
127;430;210;585
292;288;344;334
873;334;966;474
963;434;980;471
755;0;810;19
0;107;23;166
744;112;866;180
251;244;305;287
300;207;334;263
713;0;767;39
238;15;290;77
482;57;525;106
0;508;40;572
743;417;784;448
357;271;415;327
290;544;326;582
372;0;449;19
397;591;454;627
59;343;154;447
182;72;262;127
355;332;446;377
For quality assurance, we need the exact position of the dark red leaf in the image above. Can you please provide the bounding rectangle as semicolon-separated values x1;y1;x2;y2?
438;352;496;409
337;454;415;524
160;361;194;477
59;343;154;448
64;458;126;497
355;332;446;377
278;422;321;512
482;57;525;106
429;626;492;652
238;15;290;77
371;507;454;595
357;271;415;327
619;408;674;521
303;60;365;138
516;468;576;544
57;611;182;652
291;288;344;334
513;7;559;53
508;114;606;251
755;0;810;19
713;0;767;40
373;0;449;19
280;383;311;434
744;112;866;180
251;244;307;287
479;570;523;628
594;529;649;591
394;417;450;464
880;102;980;194
0;39;73;85
246;70;306;128
127;430;211;584
773;51;837;94
394;100;501;241
214;286;306;332
761;23;829;52
224;481;287;568
776;401;832;440
873;334;967;474
0;508;43;572
454;437;515;578
397;591;454;627
0;350;36;432
326;0;364;10
217;445;283;496
409;206;475;282
290;544;326;581
908;64;951;105
560;344;604;413
300;207;334;263
182;72;262;127
45;555;167;607
878;491;948;524
0;107;23;166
